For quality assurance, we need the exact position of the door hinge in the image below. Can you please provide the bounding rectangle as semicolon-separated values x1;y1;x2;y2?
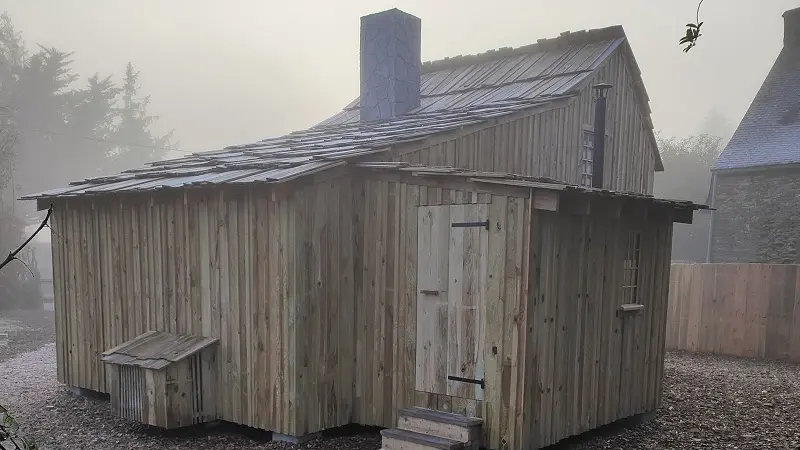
447;375;485;389
451;220;489;230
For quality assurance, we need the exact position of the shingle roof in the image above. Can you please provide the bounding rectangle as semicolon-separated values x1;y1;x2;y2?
25;25;657;200
318;27;626;127
101;330;219;370
714;48;800;171
24;99;557;199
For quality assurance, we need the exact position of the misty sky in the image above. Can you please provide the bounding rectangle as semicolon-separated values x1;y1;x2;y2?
1;0;797;160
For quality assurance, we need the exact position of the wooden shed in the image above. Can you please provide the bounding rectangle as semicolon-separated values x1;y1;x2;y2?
27;161;704;449
22;8;707;448
101;330;219;429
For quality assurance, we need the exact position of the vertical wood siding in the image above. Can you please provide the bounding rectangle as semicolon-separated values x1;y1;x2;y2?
52;187;305;435
523;210;673;448
396;50;657;195
347;178;530;448
666;263;800;362
51;174;674;448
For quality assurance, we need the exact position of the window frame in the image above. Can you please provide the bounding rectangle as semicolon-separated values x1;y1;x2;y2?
622;229;642;305
580;128;594;187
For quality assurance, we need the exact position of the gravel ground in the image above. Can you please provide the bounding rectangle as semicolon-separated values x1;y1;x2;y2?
1;310;799;449
0;309;55;363
558;352;800;450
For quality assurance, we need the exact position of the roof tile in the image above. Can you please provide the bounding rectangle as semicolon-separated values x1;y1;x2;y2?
715;48;800;170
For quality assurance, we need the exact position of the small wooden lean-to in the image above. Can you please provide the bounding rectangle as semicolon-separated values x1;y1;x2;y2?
101;331;219;429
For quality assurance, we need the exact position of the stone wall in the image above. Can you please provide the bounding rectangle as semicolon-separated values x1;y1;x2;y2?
359;9;421;122
710;167;800;263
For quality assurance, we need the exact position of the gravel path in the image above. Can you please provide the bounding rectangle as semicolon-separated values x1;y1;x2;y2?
558;352;800;450
0;309;55;363
2;310;800;449
0;344;380;450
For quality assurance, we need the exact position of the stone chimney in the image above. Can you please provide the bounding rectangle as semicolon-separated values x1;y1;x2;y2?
360;9;421;122
784;7;800;49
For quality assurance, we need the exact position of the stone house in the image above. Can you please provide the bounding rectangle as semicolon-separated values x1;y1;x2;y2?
709;7;800;263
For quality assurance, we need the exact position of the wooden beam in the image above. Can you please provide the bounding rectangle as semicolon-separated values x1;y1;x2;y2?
532;190;559;212
365;171;529;199
470;178;566;191
672;207;694;224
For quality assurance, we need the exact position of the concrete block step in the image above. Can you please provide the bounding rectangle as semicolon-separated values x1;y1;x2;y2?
381;428;475;450
398;407;482;443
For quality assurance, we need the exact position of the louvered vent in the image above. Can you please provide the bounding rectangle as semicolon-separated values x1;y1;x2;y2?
118;365;145;423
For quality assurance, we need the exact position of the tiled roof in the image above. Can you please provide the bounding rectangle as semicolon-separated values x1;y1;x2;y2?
714;48;800;170
101;330;219;370
24;99;556;199
318;27;626;127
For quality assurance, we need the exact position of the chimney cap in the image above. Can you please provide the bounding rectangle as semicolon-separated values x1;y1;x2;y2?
783;7;800;48
783;6;800;18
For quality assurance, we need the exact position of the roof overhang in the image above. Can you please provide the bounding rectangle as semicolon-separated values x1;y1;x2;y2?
711;162;800;175
101;330;219;370
357;162;708;224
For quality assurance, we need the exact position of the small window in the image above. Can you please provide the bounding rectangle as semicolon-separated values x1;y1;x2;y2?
580;130;594;187
622;230;641;304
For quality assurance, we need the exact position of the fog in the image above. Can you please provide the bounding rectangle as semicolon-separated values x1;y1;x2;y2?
1;0;795;158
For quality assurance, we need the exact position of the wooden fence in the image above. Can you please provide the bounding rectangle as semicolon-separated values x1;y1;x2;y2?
666;263;800;362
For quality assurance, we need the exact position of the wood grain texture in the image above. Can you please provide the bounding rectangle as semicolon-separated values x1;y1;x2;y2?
51;173;675;448
666;263;800;362
522;210;671;448
396;50;657;195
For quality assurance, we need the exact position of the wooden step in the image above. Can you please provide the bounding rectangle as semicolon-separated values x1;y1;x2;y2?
381;428;474;450
398;407;482;443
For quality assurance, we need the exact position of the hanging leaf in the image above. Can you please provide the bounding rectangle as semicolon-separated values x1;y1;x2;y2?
679;1;705;52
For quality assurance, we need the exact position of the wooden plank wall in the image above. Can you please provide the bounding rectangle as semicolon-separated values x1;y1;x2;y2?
666;263;800;361
290;178;356;435
51;175;676;448
347;177;529;449
522;210;673;449
49;185;335;436
396;51;657;195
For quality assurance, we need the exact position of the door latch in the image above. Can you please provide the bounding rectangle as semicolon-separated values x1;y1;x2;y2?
447;375;485;389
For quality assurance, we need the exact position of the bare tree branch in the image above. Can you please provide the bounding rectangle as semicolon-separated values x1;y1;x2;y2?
0;204;53;272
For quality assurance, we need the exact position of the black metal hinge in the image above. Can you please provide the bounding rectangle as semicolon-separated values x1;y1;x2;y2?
447;375;485;389
451;220;489;230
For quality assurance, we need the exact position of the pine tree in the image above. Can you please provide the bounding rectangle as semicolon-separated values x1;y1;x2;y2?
62;74;120;177
11;46;78;197
109;62;173;173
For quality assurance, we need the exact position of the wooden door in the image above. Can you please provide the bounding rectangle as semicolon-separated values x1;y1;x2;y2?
415;204;488;401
